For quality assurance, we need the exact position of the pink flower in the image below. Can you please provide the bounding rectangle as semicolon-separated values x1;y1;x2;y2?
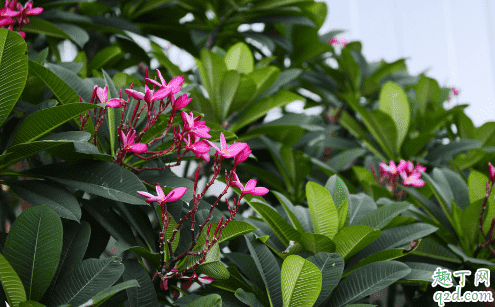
328;37;339;45
399;171;425;187
17;1;42;25
179;271;213;291
171;93;192;111
397;159;414;173
234;145;251;164
446;97;451;102
96;86;124;108
380;160;399;175
145;70;184;97
231;172;269;197
489;162;495;183
137;186;187;204
125;84;169;105
207;132;247;158
181;111;211;139
184;135;211;162
120;129;148;153
452;86;460;96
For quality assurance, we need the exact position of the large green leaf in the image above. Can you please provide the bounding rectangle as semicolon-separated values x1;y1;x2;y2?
235;288;265;307
8;180;81;222
0;252;26;307
402;262;455;283
123;259;158;307
197;220;258;246
333;225;381;260
11;103;98;146
2;206;62;301
329;261;411;307
379;81;410;149
228;90;304;133
306;182;339;239
281;255;322;307
88;46;124;72
114;201;156;252
196;48;227;114
243;197;301;246
300;232;336;254
416;75;441;115
468;169;495;235
225;42;254;74
248;66;280;100
244;234;283;307
219;70;240;120
24;160;147;205
325;175;350;208
347;193;377;226
307;252;344;306
21;17;70;40
50;257;124;307
0;29;28;128
357;202;412;230
43;221;91;305
272;190;304;233
91;280;139;307
185;294;222;307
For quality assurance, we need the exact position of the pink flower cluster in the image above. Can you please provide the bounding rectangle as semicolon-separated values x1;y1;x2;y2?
380;159;426;188
0;0;42;38
446;86;460;102
328;37;348;47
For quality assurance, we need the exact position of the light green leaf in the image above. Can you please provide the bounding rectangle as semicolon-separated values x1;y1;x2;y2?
88;46;123;72
0;252;26;307
325;175;350;208
468;169;495;235
416;75;441;114
0;29;28;128
306;182;339;239
185;294;222;307
333;225;381;260
329;261;411;307
248;66;280;100
281;255;322;307
21;17;70;39
2;206;62;301
379;81;410;149
272;190;305;233
220;70;240;120
243;197;301;246
235;288;265;307
12;103;98;145
24;160;147;205
225;42;254;74
300;232;336;254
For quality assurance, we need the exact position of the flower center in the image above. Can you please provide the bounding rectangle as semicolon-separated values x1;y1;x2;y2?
221;149;229;155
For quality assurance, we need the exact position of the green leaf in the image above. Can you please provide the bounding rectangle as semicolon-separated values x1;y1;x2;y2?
43;221;91;305
123;259;158;307
21;17;70;39
18;301;45;307
50;257;124;307
196;49;227;110
329;261;411;307
337;199;349;230
229;90;304;133
256;68;302;101
416;75;441;114
12;103;98;145
379;81;410;149
357;202;412;230
281;255;322;307
127;246;161;269
325;175;350;208
91;280;139;307
326;148;367;172
25;160;147;205
198;220;257;246
248;66;280;100
220;70;240;120
131;0;174;18
225;42;254;74
333;225;381;260
88;46;124;72
426;139;482;164
300;232;336;254
306;252;344;306
251;0;312;10
2;206;62;301
306;181;338;239
468;170;495;235
102;69;118;156
272;190;305;233
235;288;265;307
410;236;461;264
185;294;222;307
347;193;378;225
243;197;301;246
0;252;26;307
245;234;283;307
8;180;81;222
346;249;406;277
403;262;454;283
291;25;333;67
54;23;89;48
0;29;28;128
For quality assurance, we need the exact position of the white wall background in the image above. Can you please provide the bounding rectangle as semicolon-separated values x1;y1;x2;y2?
319;0;495;127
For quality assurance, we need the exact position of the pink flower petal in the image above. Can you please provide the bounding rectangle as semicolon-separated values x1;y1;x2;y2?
145;78;161;88
156;185;166;200
244;179;257;191
251;187;269;196
120;130;128;146
153;87;170;100
137;191;154;198
106;98;124;108
198;276;214;284
169;76;184;88
166;187;187;202
125;89;145;100
130;143;148;153
220;132;227;151
231;181;244;190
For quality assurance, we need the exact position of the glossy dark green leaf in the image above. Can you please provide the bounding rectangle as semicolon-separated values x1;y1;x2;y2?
25;160;147;205
347;193;377;226
3;206;62;301
22;17;70;39
91;280;139;307
300;232;336;254
235;288;265;307
88;46;124;72
307;252;344;306
49;257;124;307
123;259;158;307
0;29;28;128
426;139;481;164
9;180;81;222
